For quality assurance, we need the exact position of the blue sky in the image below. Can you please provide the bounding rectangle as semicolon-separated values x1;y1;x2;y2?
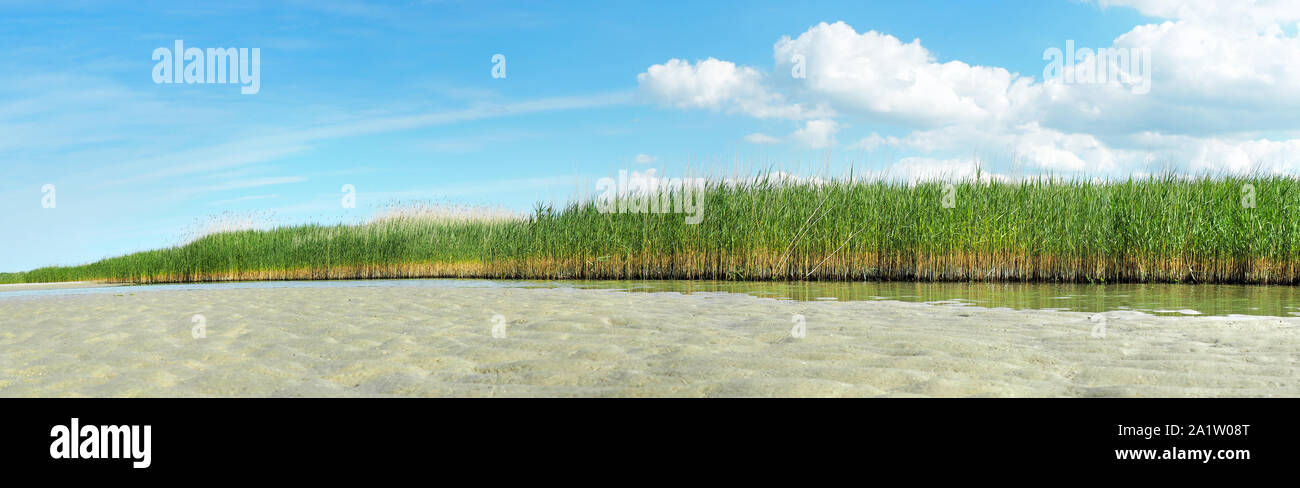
3;0;1299;271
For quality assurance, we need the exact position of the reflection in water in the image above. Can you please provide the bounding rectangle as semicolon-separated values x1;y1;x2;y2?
3;278;1297;317
558;280;1300;317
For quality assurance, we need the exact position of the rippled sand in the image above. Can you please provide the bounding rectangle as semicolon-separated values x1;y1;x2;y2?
1;285;1297;397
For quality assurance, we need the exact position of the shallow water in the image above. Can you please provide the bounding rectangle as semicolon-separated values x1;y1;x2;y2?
2;284;1297;397
561;280;1300;317
0;278;519;298
5;279;1297;317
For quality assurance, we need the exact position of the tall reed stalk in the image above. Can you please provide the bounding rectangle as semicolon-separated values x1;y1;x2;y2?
5;174;1297;285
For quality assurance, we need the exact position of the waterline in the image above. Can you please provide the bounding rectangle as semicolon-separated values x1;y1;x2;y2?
4;278;1296;317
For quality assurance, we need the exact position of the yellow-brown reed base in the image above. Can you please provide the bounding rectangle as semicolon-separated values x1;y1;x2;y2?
106;251;1300;285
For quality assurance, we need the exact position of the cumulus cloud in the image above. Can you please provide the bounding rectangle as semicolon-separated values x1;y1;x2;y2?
790;119;838;148
1035;13;1300;136
1122;132;1300;173
744;132;781;144
636;12;1300;178
637;57;828;119
1099;0;1300;29
883;123;1125;172
772;22;1040;128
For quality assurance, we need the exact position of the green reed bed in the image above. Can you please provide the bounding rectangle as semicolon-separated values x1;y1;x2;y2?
4;174;1298;284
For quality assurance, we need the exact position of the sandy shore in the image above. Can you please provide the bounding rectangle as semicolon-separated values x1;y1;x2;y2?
1;285;1297;397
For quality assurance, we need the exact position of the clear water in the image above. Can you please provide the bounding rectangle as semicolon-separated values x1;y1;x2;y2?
3;279;1298;317
0;279;522;299
560;280;1300;317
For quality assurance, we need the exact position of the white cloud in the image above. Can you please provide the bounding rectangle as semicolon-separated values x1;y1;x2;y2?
637;57;829;119
888;123;1124;173
744;132;781;144
1098;0;1300;29
1032;14;1300;137
637;58;762;110
1184;137;1300;173
638;16;1300;176
772;22;1039;128
634;153;659;164
850;133;891;151
884;157;988;182
790;119;838;148
1121;132;1300;173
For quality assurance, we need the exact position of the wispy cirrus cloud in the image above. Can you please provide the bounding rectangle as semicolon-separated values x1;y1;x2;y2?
97;91;634;187
198;176;307;193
